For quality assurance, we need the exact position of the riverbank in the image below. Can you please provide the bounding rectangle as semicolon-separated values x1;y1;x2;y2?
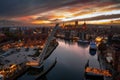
55;35;79;41
16;41;58;80
98;47;118;80
44;41;58;60
35;58;57;80
1;41;58;80
6;66;29;80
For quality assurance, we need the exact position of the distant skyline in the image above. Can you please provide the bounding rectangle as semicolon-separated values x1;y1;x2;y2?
0;0;120;25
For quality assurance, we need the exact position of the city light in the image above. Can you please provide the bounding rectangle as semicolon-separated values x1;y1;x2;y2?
85;67;112;77
95;37;103;42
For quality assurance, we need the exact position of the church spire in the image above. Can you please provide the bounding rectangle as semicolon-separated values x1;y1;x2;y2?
82;21;87;30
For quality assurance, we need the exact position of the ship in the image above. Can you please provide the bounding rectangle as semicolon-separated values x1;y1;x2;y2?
89;41;97;50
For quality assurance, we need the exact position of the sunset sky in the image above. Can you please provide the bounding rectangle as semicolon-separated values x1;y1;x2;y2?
0;0;120;25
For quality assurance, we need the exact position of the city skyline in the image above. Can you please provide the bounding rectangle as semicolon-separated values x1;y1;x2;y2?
0;0;120;25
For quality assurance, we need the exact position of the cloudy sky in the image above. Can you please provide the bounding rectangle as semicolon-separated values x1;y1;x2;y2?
0;0;120;25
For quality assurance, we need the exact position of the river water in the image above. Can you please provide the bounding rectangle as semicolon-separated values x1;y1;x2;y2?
18;39;100;80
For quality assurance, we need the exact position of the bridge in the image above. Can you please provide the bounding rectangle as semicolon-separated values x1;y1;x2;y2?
26;24;59;66
38;24;59;64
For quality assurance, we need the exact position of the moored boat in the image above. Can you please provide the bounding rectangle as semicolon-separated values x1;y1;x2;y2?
78;40;89;44
89;41;97;51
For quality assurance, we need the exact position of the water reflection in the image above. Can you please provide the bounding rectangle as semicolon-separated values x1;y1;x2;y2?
36;76;48;80
77;42;89;48
17;58;57;80
46;39;100;80
64;39;75;45
89;49;97;56
18;39;100;80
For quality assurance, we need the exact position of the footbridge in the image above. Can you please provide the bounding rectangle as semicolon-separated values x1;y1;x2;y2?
26;24;59;66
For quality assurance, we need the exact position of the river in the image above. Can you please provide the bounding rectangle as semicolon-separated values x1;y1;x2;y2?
18;39;100;80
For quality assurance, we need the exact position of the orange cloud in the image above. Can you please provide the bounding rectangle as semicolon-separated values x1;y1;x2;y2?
31;20;51;24
11;16;34;22
6;2;120;25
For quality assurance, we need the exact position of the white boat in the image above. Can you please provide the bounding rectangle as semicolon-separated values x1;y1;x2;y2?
78;40;89;44
89;41;97;50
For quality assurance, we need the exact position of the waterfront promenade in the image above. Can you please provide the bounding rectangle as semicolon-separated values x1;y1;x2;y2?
98;46;119;80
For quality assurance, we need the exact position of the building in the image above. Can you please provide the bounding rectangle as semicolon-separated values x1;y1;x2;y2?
0;33;6;43
112;45;120;72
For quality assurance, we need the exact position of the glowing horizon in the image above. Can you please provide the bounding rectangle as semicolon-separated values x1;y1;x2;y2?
62;10;120;21
0;1;120;25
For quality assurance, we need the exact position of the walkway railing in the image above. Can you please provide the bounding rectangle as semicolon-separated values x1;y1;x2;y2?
38;24;59;64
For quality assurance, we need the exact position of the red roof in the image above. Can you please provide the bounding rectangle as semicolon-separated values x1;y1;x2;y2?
82;22;87;30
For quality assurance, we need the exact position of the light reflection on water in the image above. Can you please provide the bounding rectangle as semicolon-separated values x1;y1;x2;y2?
45;39;100;80
18;39;100;80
